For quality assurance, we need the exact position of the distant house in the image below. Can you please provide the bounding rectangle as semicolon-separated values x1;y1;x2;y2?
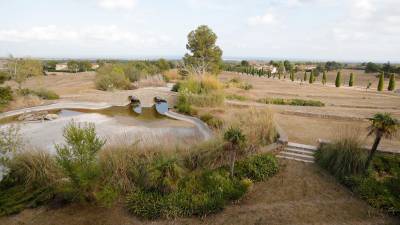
255;65;277;74
55;63;68;71
91;63;100;70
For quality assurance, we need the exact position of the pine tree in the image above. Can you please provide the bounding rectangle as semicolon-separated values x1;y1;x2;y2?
377;72;384;91
309;70;314;84
349;73;354;87
303;72;307;82
388;73;396;91
322;71;327;85
335;71;341;87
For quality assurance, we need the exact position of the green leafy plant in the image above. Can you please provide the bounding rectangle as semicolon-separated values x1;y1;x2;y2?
55;121;106;202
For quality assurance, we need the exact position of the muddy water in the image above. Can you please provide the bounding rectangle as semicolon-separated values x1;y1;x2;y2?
0;106;202;153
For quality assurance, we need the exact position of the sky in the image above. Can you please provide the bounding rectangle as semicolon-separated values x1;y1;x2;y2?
0;0;399;62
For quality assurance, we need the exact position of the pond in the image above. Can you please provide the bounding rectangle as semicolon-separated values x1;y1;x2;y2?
0;105;203;153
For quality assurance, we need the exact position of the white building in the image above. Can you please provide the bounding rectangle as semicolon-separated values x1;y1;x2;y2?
55;63;68;71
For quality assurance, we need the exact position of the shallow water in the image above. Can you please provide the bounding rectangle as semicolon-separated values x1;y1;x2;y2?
0;106;202;153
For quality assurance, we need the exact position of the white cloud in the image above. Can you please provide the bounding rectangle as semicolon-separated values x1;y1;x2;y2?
98;0;137;10
247;9;277;26
0;25;170;48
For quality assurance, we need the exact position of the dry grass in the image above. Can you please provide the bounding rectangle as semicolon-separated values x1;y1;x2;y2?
163;69;180;81
225;107;277;146
133;75;166;88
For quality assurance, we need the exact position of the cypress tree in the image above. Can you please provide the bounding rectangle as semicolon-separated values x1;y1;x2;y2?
303;72;307;82
290;70;295;82
335;71;341;87
309;70;314;84
377;72;384;91
349;73;354;87
388;73;396;91
322;71;327;85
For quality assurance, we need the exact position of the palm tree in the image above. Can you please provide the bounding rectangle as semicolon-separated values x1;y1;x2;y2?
224;127;246;177
365;113;399;170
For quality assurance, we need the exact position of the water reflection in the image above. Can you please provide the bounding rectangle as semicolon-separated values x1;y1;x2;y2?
155;102;168;115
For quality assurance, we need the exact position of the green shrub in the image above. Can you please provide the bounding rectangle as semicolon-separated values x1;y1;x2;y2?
257;98;324;107
186;91;224;107
171;82;181;92
0;86;13;108
388;73;396;91
355;153;400;215
335;71;341;87
235;153;279;181
95;64;131;91
55;122;106;202
126;169;249;219
0;71;10;84
176;91;197;115
377;73;384;91
315;137;367;180
349;73;354;87
33;88;59;100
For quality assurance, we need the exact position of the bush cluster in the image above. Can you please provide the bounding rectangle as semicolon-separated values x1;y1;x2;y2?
257;97;325;107
0;121;280;219
126;152;278;219
316;138;400;216
0;86;13;109
18;88;60;100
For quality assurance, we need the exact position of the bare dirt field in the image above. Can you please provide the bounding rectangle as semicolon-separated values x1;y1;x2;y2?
1;160;398;225
221;71;400;151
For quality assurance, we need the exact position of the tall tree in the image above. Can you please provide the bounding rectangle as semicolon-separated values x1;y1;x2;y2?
365;113;399;171
278;61;286;79
303;72;307;82
377;72;384;91
290;69;295;82
183;25;223;75
309;70;314;84
224;127;246;178
335;71;341;87
388;73;396;91
322;71;327;85
349;73;354;87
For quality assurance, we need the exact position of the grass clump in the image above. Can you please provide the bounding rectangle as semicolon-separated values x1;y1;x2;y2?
235;154;279;181
228;108;277;146
200;113;224;129
315;136;367;180
257;97;325;107
126;152;278;219
0;151;60;216
18;88;59;100
0;86;13;110
226;94;247;101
